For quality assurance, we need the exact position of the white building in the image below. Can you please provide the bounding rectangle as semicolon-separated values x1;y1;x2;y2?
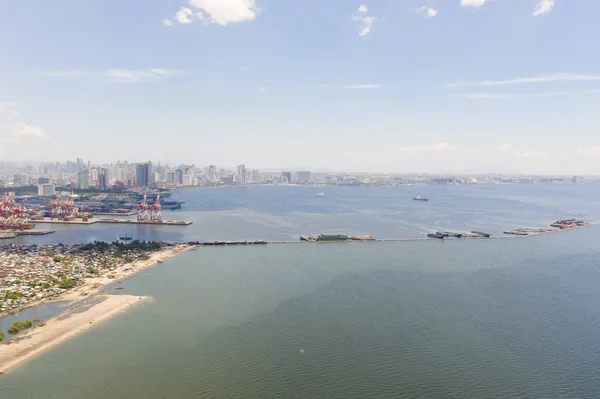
236;164;247;185
77;170;90;189
38;183;56;197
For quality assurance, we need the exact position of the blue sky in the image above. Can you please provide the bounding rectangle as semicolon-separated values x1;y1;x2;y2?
1;0;599;173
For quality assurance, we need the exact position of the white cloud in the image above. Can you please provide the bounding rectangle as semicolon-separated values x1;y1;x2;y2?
38;69;184;83
9;123;47;138
448;73;600;88
461;90;600;99
533;0;554;17
309;84;387;89
172;0;260;26
461;0;487;7
352;5;377;36
411;6;438;18
162;19;173;27
396;143;456;153
1;122;48;144
578;146;600;157
175;7;194;24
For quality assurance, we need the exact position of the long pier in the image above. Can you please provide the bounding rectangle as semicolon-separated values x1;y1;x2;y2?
32;218;192;226
189;222;597;247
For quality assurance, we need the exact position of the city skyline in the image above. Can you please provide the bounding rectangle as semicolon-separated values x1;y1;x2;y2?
1;1;599;173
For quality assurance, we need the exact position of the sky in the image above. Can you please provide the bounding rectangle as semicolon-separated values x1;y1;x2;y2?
0;0;599;174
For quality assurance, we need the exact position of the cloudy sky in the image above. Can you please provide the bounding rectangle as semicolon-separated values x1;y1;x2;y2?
1;0;598;173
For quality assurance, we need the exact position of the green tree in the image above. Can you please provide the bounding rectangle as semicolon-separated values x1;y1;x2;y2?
58;279;77;289
0;330;4;341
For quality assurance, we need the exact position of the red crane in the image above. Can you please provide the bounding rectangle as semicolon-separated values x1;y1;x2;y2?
137;191;149;222
150;193;162;221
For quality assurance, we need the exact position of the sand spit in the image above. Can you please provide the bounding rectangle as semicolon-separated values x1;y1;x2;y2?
0;295;148;372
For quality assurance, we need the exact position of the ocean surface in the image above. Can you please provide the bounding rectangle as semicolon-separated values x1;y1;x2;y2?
1;184;600;398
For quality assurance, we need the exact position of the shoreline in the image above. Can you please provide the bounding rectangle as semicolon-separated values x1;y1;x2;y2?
0;243;195;319
0;295;148;372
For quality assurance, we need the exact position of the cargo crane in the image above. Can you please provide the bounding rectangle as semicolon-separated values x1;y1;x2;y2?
0;191;34;230
50;194;62;217
150;193;162;221
60;192;78;220
137;191;149;222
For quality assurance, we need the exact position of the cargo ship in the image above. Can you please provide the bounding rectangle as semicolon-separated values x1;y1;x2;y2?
316;234;348;242
413;195;429;202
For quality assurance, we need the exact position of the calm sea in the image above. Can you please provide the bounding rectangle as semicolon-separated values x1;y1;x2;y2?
1;185;600;398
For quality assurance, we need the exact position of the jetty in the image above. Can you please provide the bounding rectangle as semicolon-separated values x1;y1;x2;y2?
32;217;192;226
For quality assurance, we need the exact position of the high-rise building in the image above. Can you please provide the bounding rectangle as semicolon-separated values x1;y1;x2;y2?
136;162;152;188
99;168;108;190
38;183;56;197
77;170;90;189
236;164;247;185
281;171;292;183
297;171;311;183
208;165;217;181
90;167;99;187
572;176;583;184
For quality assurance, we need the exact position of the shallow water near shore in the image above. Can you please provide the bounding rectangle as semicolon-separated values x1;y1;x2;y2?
2;185;600;398
1;222;600;398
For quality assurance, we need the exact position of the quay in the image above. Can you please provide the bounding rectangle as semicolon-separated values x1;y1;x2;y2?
98;219;192;226
16;230;55;236
32;217;192;226
91;211;137;216
0;230;55;238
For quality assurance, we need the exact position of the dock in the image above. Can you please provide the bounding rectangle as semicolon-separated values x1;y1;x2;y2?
32;217;192;226
16;230;55;236
0;229;55;238
98;219;192;226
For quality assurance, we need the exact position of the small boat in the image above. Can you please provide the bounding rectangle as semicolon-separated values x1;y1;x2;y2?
119;235;133;241
315;192;325;197
157;260;163;264
413;195;429;202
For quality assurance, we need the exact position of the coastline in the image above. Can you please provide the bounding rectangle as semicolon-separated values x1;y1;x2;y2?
60;243;195;303
0;243;194;319
0;295;148;372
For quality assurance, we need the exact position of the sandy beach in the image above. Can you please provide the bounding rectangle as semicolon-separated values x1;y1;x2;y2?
0;244;194;319
0;295;148;372
59;243;194;302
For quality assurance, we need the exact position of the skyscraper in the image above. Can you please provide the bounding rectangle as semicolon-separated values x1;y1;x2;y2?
77;170;90;189
136;161;152;188
99;168;108;190
208;165;217;181
236;164;247;185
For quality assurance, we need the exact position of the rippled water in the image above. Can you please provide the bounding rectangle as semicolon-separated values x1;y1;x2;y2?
1;223;600;398
2;185;600;398
4;183;600;245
